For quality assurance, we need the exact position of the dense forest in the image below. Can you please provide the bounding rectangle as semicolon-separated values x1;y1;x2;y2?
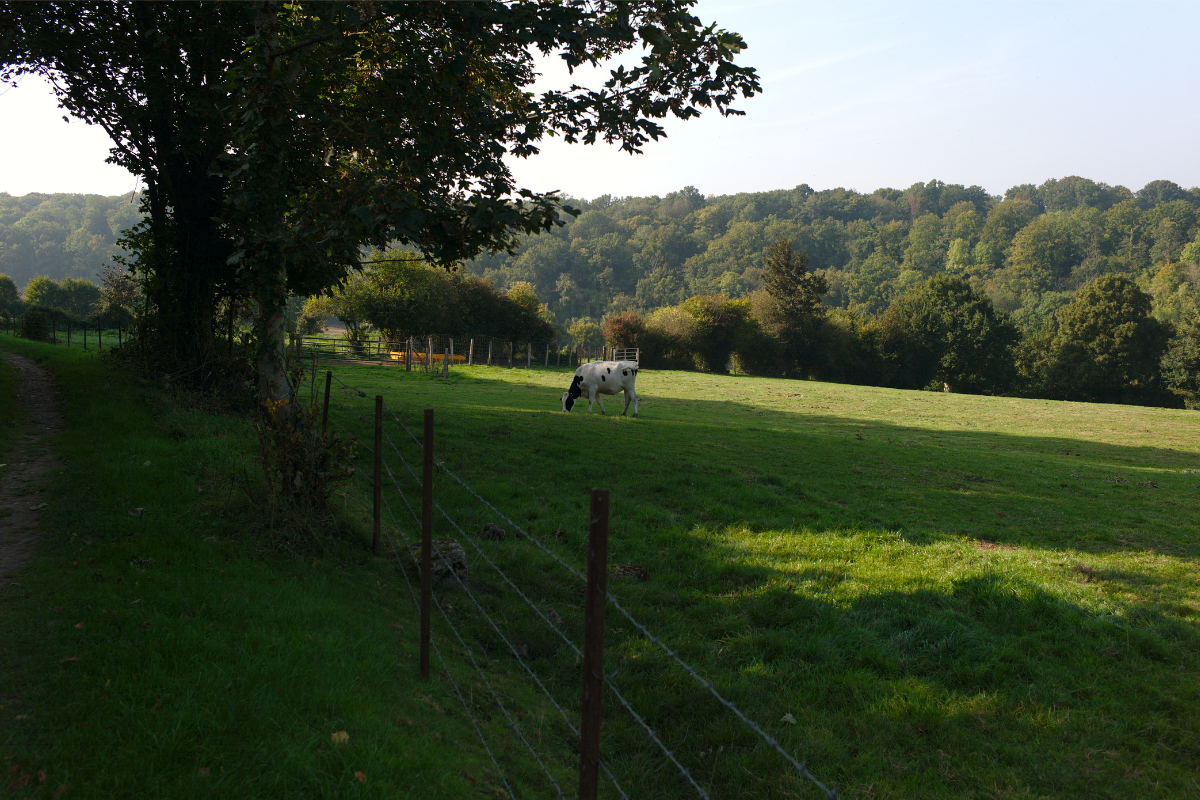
464;176;1200;332
4;178;1199;408
0;191;140;289
5;178;1199;330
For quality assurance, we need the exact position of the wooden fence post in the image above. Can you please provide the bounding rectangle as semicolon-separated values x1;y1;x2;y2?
508;341;513;368
545;343;550;368
321;371;332;435
426;338;432;374
421;408;434;678
527;342;531;369
487;340;493;366
468;338;474;366
374;395;383;555
442;345;450;378
578;488;611;800
406;337;412;372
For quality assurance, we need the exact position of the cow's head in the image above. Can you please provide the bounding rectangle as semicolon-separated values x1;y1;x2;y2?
561;375;582;412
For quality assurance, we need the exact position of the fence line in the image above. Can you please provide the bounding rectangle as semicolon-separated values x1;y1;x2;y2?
339;468;519;799
333;392;631;798
326;370;839;799
303;332;622;371
350;463;565;797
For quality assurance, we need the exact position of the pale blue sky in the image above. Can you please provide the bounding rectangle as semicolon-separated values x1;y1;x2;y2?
3;1;1197;200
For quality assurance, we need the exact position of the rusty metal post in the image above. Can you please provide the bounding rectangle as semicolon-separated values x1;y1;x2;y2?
578;488;611;800
321;371;332;435
421;409;434;678
373;396;383;555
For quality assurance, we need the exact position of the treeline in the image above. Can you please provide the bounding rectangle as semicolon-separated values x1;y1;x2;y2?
0;268;138;330
464;176;1200;333
301;255;555;344
0;192;141;288
602;241;1200;408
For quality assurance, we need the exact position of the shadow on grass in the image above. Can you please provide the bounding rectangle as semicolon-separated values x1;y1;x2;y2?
323;363;1200;562
601;569;1200;798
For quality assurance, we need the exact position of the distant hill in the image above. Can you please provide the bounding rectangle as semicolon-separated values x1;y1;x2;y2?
462;176;1200;329
0;192;143;290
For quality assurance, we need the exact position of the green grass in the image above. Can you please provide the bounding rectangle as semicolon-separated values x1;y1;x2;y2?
0;337;553;799
3;340;1199;798
320;362;1200;799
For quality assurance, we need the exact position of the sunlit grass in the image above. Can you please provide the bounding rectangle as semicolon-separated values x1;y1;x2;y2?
325;362;1200;798
3;339;1198;798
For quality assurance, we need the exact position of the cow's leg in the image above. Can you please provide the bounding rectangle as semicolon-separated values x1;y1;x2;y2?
586;387;595;414
629;386;638;418
622;389;632;416
596;392;607;415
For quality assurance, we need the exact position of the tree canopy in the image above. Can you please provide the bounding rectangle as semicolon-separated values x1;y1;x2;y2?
2;0;759;396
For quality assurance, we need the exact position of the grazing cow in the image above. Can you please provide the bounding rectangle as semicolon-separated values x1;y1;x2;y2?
561;361;639;417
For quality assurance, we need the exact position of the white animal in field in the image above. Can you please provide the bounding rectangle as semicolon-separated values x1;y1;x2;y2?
561;361;639;417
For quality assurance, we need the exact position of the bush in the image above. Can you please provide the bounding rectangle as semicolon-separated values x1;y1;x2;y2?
20;308;55;341
602;312;646;349
254;397;357;541
643;306;701;370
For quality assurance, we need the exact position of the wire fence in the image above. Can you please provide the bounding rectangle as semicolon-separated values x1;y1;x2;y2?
323;368;838;799
1;312;129;350
298;333;628;371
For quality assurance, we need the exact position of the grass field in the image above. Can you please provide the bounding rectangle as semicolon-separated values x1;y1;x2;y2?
324;361;1200;799
3;338;1198;798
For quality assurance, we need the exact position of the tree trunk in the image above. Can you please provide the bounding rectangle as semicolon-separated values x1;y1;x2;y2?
256;262;291;402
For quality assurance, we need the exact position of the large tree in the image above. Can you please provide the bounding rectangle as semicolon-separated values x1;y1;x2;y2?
755;237;827;375
1045;274;1174;402
3;1;759;398
876;275;1018;393
2;3;253;366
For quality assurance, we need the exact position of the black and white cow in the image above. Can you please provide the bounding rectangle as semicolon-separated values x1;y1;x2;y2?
560;361;639;417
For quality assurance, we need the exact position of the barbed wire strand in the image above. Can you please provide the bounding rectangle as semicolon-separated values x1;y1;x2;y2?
338;464;564;796
383;404;588;584
373;417;692;800
338;475;517;799
344;470;568;800
379;397;840;799
334;379;838;798
380;426;585;659
375;461;631;800
380;458;582;733
386;499;569;800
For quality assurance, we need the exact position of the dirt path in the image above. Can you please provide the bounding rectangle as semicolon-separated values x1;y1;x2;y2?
0;352;64;590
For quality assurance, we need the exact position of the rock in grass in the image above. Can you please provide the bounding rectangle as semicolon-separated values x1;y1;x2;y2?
479;522;505;541
407;539;469;590
611;564;649;581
